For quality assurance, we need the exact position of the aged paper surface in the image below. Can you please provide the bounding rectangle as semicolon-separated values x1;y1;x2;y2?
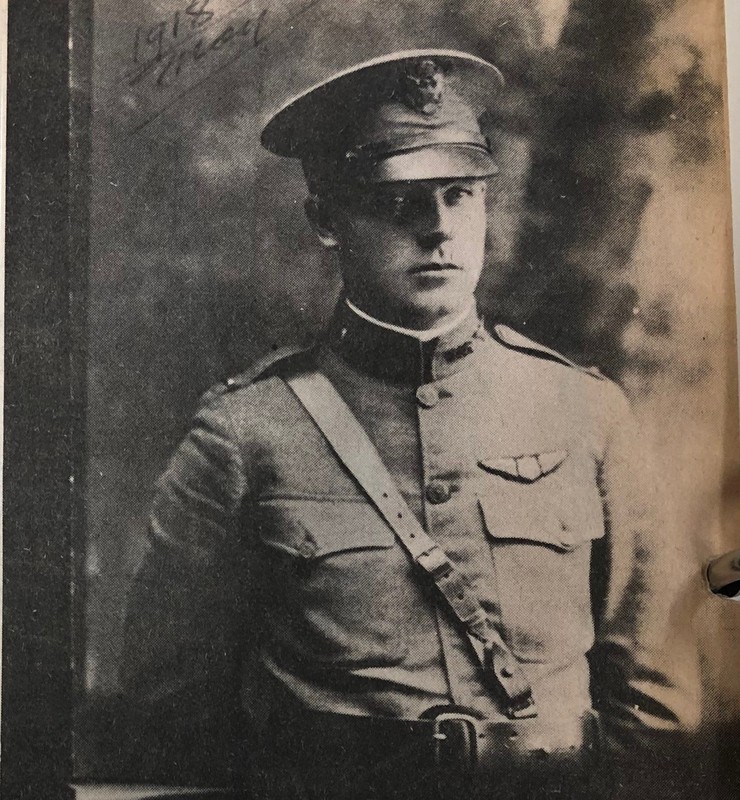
68;1;737;798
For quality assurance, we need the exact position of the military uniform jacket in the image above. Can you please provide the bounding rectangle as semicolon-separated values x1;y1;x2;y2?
122;304;692;768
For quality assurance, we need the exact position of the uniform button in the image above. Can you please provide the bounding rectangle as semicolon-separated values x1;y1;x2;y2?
425;481;452;504
298;540;316;559
415;385;440;408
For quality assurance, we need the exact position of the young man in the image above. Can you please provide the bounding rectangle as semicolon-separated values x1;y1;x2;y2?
123;50;690;799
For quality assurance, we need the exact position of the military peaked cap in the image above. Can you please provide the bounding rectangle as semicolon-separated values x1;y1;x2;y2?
260;49;505;189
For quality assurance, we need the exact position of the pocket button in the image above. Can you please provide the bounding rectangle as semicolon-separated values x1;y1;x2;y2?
426;481;452;504
298;539;317;559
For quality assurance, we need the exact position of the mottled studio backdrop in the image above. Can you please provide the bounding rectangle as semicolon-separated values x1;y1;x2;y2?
79;0;737;773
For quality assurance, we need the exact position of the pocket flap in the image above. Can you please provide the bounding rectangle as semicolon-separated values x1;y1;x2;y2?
478;493;603;552
256;499;395;559
478;450;568;483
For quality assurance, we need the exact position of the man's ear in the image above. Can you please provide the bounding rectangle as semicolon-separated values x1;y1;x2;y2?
304;196;341;249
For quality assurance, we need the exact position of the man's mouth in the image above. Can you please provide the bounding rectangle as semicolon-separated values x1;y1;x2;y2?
409;263;461;274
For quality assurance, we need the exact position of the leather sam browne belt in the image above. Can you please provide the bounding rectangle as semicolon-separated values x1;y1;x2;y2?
257;707;602;800
284;706;599;767
284;363;536;720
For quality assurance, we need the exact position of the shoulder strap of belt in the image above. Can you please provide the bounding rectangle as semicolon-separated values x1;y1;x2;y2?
284;366;537;720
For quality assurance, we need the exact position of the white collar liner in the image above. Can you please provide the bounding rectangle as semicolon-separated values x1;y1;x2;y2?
345;298;474;343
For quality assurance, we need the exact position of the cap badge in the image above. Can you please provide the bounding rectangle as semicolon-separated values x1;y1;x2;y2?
397;59;444;116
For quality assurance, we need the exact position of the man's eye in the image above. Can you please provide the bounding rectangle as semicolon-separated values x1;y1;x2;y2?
384;194;421;221
444;186;473;204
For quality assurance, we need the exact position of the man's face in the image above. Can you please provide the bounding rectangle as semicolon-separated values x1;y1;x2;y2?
319;177;487;329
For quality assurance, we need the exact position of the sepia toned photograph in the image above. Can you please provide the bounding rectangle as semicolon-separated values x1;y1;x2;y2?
3;1;739;799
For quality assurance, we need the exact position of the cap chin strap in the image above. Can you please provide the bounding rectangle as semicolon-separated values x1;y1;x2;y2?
351;129;491;159
284;359;538;721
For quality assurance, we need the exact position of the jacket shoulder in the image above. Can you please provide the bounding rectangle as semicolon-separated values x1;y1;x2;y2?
491;324;606;381
196;345;309;411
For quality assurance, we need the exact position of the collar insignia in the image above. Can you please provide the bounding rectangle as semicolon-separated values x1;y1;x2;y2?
442;340;474;363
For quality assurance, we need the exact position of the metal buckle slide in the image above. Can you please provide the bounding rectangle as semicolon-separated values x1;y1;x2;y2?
416;545;452;580
431;710;481;771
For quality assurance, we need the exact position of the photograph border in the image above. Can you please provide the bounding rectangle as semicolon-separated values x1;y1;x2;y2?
3;2;740;798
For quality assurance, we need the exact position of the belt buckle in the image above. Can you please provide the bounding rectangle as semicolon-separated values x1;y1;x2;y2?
431;710;480;771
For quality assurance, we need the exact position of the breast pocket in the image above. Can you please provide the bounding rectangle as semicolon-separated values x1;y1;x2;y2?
477;450;604;663
253;498;410;668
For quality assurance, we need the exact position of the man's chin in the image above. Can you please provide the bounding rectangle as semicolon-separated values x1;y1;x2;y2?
395;295;474;331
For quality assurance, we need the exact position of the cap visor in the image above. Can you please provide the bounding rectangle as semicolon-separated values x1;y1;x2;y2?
261;49;505;158
370;144;498;183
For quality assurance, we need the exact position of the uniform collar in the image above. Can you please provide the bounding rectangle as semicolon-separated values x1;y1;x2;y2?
324;297;486;385
344;298;475;342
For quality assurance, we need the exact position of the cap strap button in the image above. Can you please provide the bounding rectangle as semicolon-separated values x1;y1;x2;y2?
426;481;452;504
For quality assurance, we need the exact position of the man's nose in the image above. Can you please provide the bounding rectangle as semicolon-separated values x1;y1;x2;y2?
415;194;453;251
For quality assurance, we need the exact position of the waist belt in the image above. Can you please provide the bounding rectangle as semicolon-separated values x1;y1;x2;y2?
265;706;601;788
284;364;536;720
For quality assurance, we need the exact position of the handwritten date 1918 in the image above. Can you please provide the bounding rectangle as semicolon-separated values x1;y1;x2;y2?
132;1;214;66
127;0;321;89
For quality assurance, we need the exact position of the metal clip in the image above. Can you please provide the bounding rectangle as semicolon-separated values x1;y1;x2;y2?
707;548;740;599
507;690;538;720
